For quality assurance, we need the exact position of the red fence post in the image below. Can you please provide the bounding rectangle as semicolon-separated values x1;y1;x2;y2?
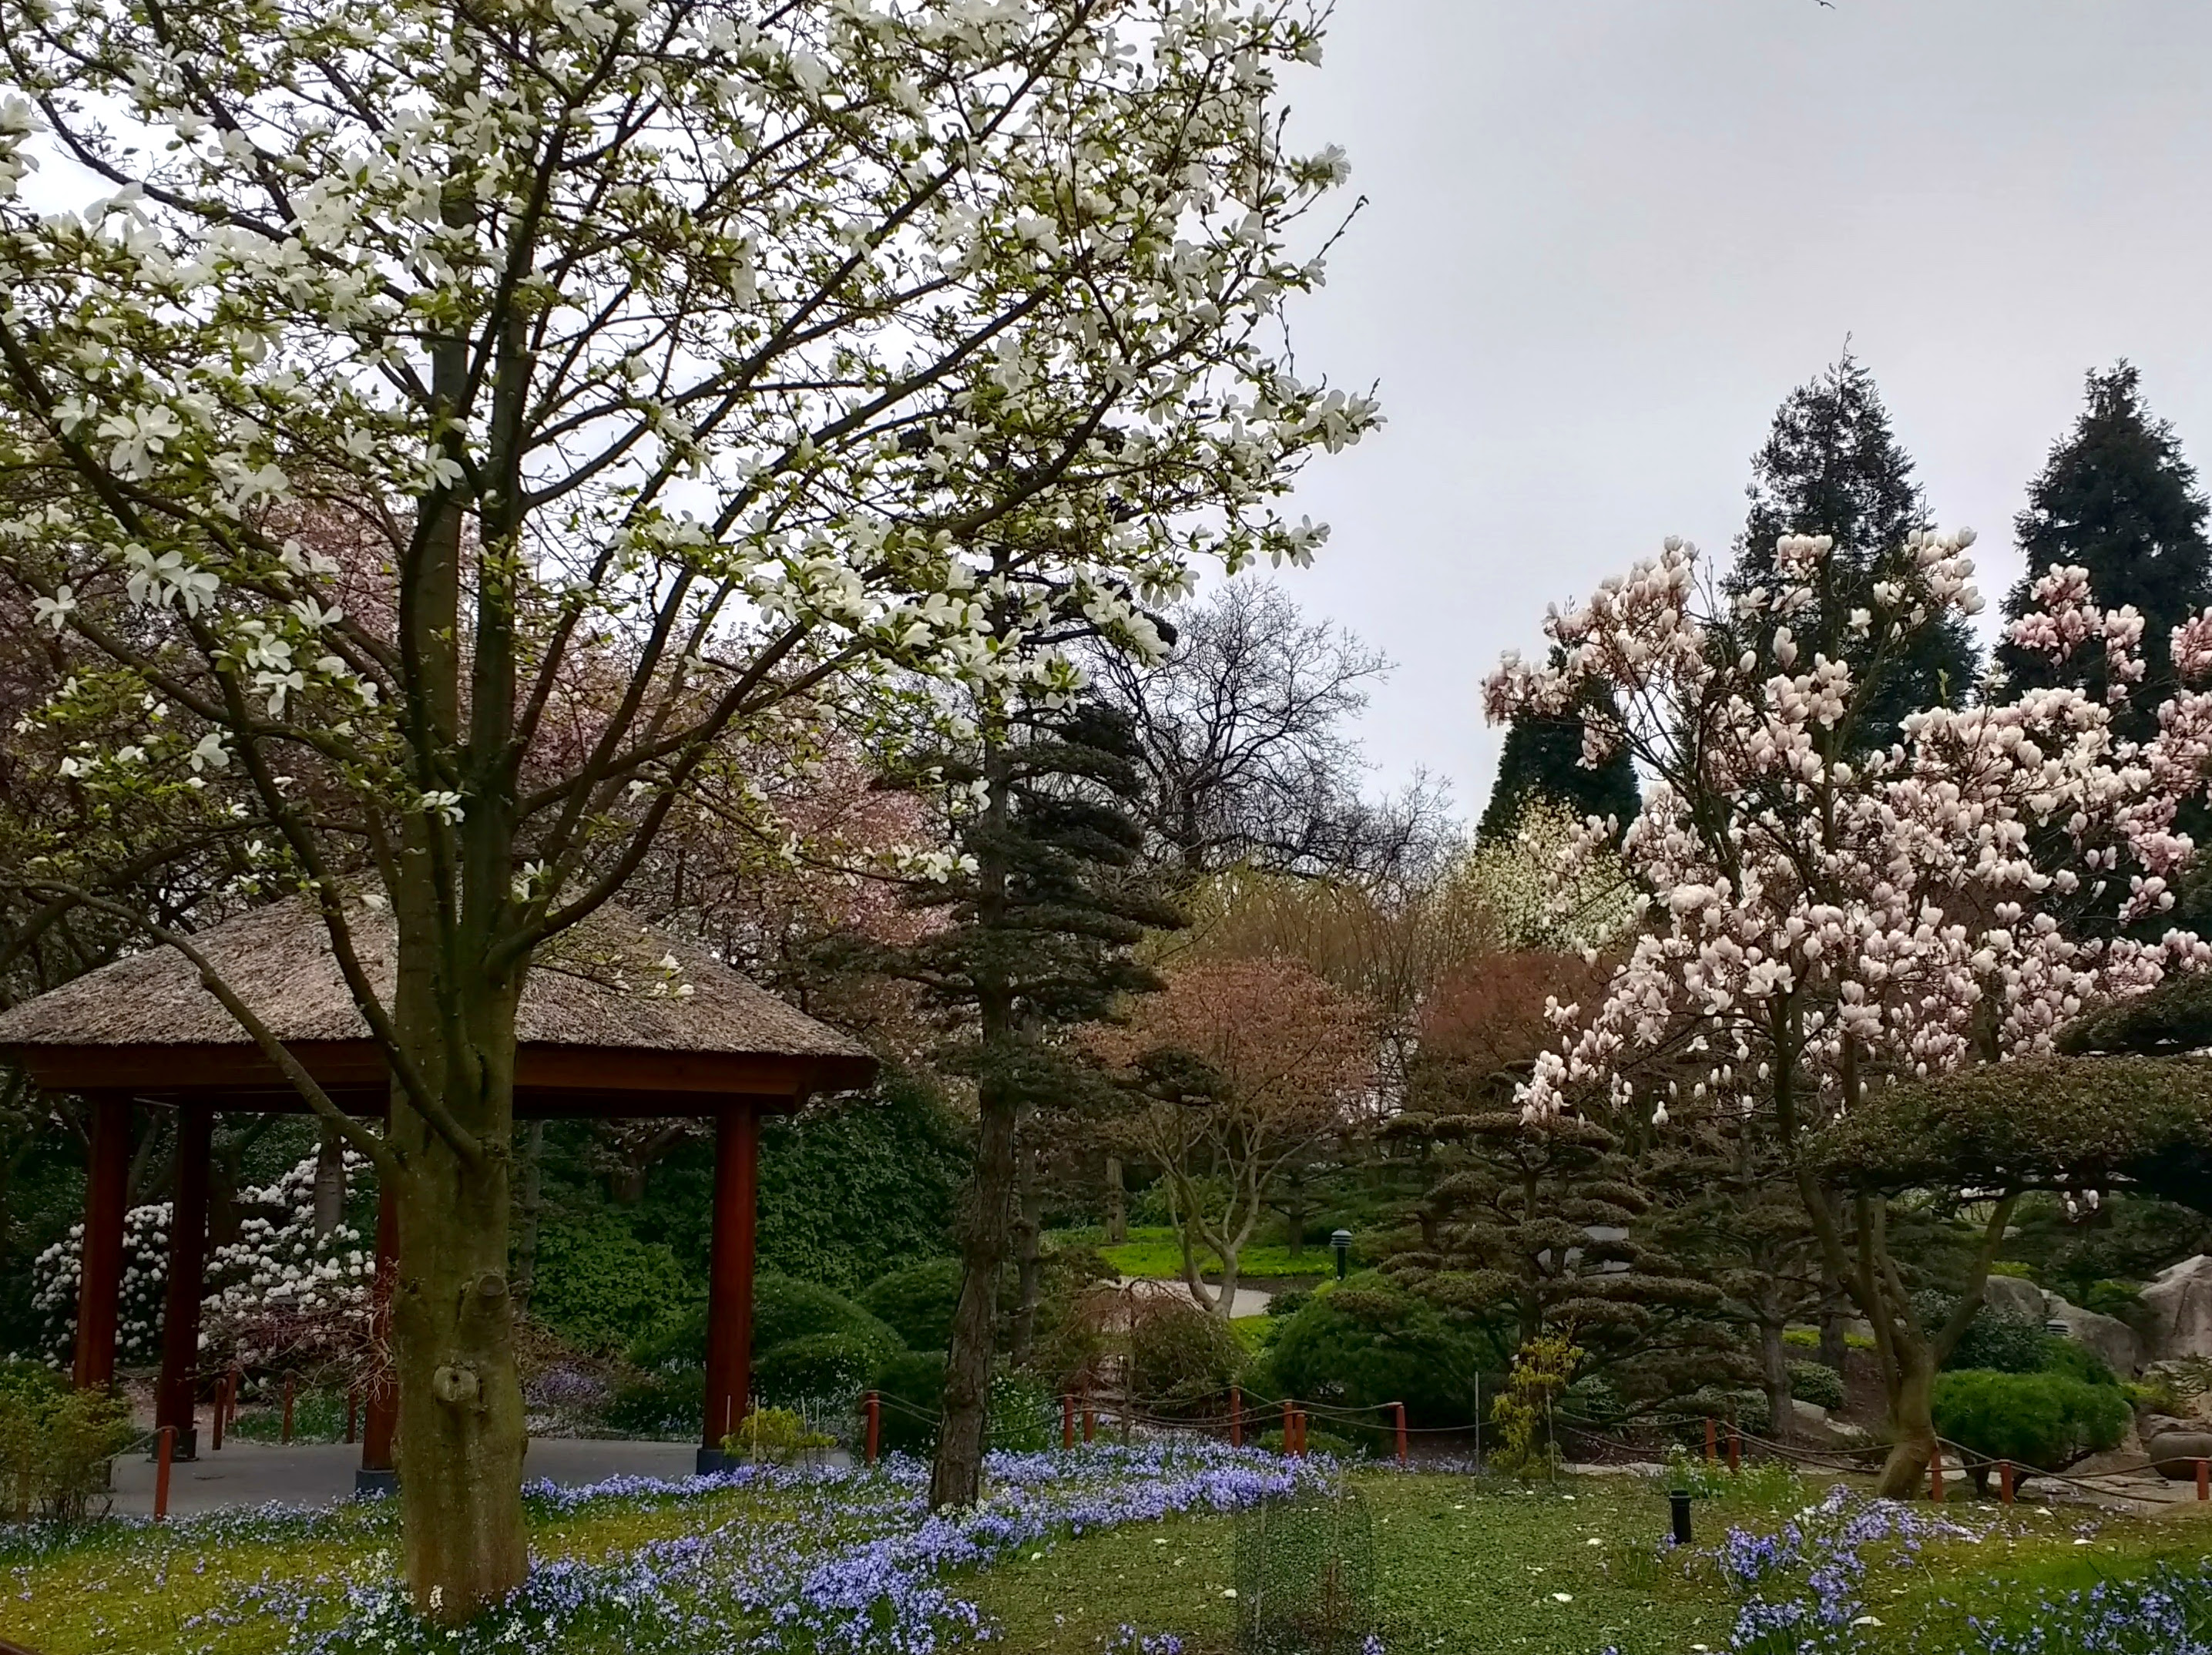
2197;1459;2208;1502
1999;1460;2014;1506
1229;1387;1241;1449
1704;1417;1717;1465
1929;1443;1945;1502
1060;1393;1074;1450
1394;1402;1408;1467
281;1374;296;1445
153;1426;175;1522
863;1391;881;1466
1727;1425;1740;1475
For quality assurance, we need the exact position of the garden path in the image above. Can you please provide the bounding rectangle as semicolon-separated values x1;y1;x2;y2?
1114;1277;1274;1318
100;1438;717;1517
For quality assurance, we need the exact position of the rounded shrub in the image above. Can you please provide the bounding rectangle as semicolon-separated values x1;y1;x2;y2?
870;1350;948;1454
1941;1304;2052;1375
1257;1274;1485;1427
858;1259;966;1352
604;1367;705;1438
754;1329;898;1410
2039;1338;2117;1389
1932;1369;2131;1475
626;1271;899;1370
1128;1295;1246;1420
1788;1360;1846;1412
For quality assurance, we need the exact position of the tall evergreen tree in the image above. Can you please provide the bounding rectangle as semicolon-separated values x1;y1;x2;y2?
1728;353;1979;740
1479;691;1641;844
1997;363;2212;741
883;698;1178;1507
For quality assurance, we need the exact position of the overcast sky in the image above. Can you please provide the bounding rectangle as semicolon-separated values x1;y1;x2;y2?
1263;1;2212;819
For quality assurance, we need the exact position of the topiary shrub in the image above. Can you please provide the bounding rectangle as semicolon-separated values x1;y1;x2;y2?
858;1259;965;1352
1933;1369;2131;1487
1943;1306;2053;1375
532;1213;696;1357
626;1272;899;1370
1788;1360;1846;1412
754;1330;897;1410
1128;1295;1246;1421
1258;1275;1486;1428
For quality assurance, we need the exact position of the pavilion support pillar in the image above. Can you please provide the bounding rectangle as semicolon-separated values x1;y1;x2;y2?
700;1100;760;1475
72;1093;131;1392
156;1101;213;1460
357;1173;399;1496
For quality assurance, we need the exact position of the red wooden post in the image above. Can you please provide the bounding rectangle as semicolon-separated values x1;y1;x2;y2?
702;1103;760;1468
358;1178;398;1493
1704;1417;1717;1464
2197;1459;2208;1501
1061;1393;1075;1450
153;1426;175;1522
1282;1399;1294;1453
1929;1443;1945;1502
1394;1402;1408;1467
864;1391;881;1466
1229;1387;1241;1449
156;1102;213;1459
1999;1460;2014;1505
281;1373;296;1444
345;1388;358;1445
72;1093;131;1393
1726;1424;1740;1474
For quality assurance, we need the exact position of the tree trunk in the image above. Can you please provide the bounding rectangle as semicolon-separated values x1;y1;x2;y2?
512;1120;545;1319
1819;1308;1848;1375
313;1116;347;1238
1105;1154;1126;1245
1009;1136;1042;1365
1282;1165;1306;1259
1760;1314;1792;1446
934;1081;1016;1507
1874;1340;1938;1498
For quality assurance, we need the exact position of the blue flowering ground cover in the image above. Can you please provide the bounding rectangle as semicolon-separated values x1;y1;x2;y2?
7;1449;2212;1655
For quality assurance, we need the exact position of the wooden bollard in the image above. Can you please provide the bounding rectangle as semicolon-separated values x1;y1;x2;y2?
153;1426;175;1522
1281;1400;1294;1453
1929;1443;1945;1502
1229;1387;1241;1449
1704;1417;1717;1464
1394;1402;1408;1467
1726;1424;1740;1474
281;1374;296;1444
2197;1458;2208;1501
864;1391;881;1465
1061;1393;1075;1450
1999;1460;2014;1505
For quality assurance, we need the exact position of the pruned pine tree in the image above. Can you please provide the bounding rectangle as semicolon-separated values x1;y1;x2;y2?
884;698;1179;1508
1477;687;1641;845
1728;352;1979;740
1998;364;2212;740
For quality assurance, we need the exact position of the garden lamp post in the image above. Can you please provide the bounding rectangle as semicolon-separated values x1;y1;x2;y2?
1331;1229;1353;1281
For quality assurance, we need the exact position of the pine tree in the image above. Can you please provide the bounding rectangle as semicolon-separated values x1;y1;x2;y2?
1479;692;1641;844
1728;353;1980;740
1997;363;2212;741
884;698;1179;1506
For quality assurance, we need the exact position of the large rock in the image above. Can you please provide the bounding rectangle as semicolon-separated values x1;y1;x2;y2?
2143;1255;2212;1364
2145;1428;2212;1482
1982;1274;2049;1323
2042;1291;2141;1377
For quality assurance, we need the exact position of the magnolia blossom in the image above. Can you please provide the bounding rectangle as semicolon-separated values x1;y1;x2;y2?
1486;530;2212;1127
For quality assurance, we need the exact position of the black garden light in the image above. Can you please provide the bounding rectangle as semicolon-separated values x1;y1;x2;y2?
1331;1228;1354;1281
1670;1489;1693;1546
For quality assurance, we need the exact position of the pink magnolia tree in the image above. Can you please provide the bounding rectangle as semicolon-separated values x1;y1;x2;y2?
1486;530;2212;1494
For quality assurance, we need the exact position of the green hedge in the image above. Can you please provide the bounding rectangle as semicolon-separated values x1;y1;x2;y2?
627;1272;899;1370
1932;1370;2130;1474
1255;1274;1489;1427
858;1259;966;1352
754;1330;898;1409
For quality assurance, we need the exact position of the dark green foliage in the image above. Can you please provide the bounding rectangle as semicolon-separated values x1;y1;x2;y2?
1944;1308;2054;1375
1127;1295;1247;1420
529;1211;696;1357
1932;1369;2130;1476
859;1258;967;1352
1255;1275;1491;1427
1727;351;1978;740
626;1272;897;1371
753;1331;897;1409
1478;696;1640;843
2039;1338;2118;1390
2003;1191;2212;1304
870;1350;949;1454
1787;1360;1845;1412
603;1368;703;1438
1998;364;2211;740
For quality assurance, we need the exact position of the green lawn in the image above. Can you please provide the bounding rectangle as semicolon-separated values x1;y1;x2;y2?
1096;1226;1334;1284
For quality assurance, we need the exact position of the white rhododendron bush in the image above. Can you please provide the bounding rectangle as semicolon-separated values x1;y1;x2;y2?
29;1150;376;1381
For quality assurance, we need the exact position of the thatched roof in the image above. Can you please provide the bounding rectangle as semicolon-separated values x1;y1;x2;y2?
0;898;874;1078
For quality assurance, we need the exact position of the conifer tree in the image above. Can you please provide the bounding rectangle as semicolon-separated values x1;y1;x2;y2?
884;698;1178;1507
1728;353;1979;740
1997;364;2212;740
1478;693;1642;844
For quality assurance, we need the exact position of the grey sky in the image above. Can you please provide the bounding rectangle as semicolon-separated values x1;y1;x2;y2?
1267;1;2212;817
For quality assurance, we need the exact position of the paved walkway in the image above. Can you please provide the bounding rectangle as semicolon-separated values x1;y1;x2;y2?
1116;1276;1274;1319
106;1438;707;1518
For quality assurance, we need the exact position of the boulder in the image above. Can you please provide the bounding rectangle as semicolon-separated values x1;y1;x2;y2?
2142;1256;2212;1365
1790;1398;1829;1427
2043;1291;2142;1377
1982;1274;2049;1323
2145;1428;2212;1482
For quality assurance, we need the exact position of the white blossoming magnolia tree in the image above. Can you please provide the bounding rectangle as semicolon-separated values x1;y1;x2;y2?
0;0;1374;1613
1486;532;2212;1496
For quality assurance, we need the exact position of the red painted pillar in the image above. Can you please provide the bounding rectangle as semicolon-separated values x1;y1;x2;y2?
702;1101;760;1470
156;1102;213;1459
357;1174;398;1494
73;1093;131;1391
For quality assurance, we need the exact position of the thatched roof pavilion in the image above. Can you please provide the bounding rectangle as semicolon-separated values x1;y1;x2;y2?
0;899;878;1482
